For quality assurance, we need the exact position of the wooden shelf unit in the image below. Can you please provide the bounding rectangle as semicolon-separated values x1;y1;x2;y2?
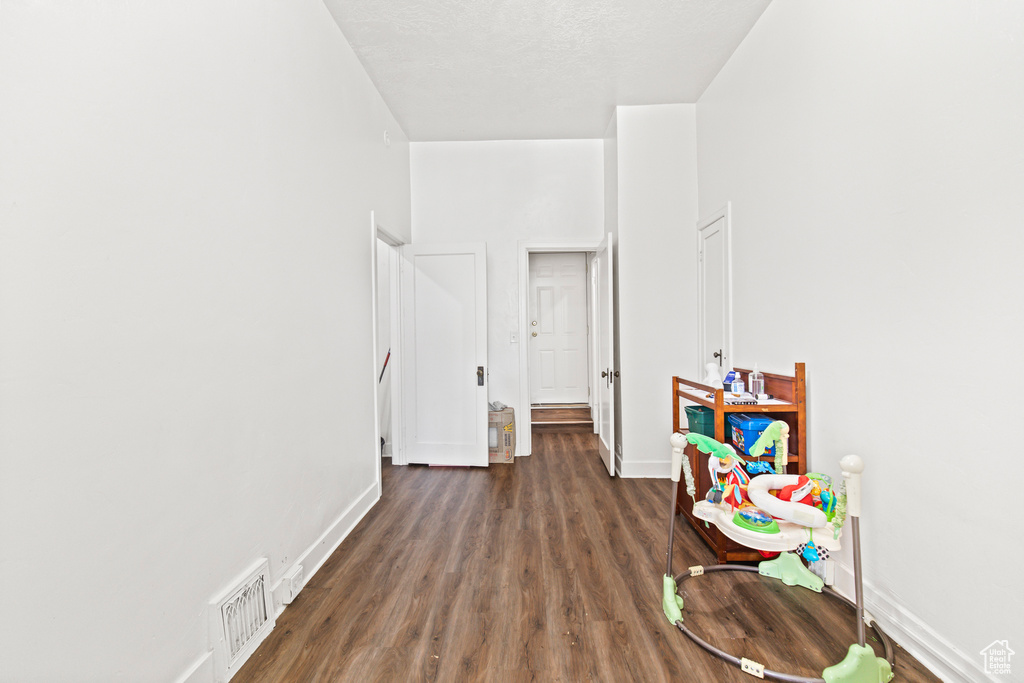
672;362;807;563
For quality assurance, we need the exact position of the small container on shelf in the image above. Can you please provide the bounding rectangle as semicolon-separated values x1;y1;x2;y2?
749;364;765;399
684;405;715;437
723;369;744;396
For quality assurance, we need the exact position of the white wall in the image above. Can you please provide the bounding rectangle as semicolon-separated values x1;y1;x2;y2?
614;105;700;478
410;140;604;452
0;1;410;681
696;1;1023;679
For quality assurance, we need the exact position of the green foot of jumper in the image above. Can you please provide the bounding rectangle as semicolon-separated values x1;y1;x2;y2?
662;574;684;625
823;644;894;683
758;551;824;592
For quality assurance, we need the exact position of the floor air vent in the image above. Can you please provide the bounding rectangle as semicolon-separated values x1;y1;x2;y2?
223;573;268;658
210;559;276;680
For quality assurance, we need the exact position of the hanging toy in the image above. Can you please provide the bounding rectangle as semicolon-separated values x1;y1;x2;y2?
801;529;821;562
680;450;697;505
802;543;820;562
748;420;789;476
832;480;848;540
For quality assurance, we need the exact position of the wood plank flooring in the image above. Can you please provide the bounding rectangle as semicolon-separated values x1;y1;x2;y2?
234;431;939;682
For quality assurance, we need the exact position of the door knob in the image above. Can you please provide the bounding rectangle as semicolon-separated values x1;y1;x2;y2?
531;320;538;326
601;370;608;378
713;349;723;366
531;331;537;337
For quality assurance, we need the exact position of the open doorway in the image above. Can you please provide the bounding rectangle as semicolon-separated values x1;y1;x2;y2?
375;237;399;460
370;214;405;489
375;223;489;469
527;252;593;434
517;235;614;467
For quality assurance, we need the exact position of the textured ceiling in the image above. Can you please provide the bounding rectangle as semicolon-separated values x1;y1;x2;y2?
322;0;772;141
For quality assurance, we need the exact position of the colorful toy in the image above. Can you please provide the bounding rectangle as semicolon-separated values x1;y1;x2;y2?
662;432;895;683
746;461;776;475
704;442;750;508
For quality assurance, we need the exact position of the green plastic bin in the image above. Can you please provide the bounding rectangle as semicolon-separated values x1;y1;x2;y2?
684;405;715;437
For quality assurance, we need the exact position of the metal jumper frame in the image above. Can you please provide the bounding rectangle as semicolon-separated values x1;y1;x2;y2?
663;440;895;682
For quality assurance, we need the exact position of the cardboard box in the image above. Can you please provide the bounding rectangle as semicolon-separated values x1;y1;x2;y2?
488;408;516;463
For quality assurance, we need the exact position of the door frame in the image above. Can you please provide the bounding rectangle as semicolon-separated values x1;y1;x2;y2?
370;213;407;482
517;238;604;457
696;203;733;376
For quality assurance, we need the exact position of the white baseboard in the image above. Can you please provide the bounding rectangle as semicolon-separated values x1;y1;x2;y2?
833;561;995;682
617;458;670;478
175;652;214;683
270;481;379;616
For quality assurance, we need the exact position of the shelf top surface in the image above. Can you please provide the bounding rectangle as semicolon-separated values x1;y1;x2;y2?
676;387;797;411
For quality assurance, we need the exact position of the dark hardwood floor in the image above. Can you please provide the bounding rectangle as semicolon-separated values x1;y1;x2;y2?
234;431;939;682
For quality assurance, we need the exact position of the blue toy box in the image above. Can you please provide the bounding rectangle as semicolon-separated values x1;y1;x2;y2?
727;413;776;457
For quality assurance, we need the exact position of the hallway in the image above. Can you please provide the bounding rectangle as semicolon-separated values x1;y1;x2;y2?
234;432;937;682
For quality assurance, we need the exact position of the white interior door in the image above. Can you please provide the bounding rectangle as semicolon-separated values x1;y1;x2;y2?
528;252;589;404
400;243;488;467
594;233;615;476
698;210;731;374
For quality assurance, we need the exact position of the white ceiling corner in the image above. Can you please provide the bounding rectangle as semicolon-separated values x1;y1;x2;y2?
323;0;772;141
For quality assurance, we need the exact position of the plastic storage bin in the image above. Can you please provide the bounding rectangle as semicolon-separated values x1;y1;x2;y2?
727;413;776;456
684;405;715;437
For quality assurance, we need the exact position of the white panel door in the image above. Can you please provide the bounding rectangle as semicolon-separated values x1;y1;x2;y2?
594;234;615;476
400;243;488;467
528;252;589;404
698;212;731;373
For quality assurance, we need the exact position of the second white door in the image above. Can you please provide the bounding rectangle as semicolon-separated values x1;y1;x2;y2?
593;234;615;475
400;243;488;467
528;252;589;404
